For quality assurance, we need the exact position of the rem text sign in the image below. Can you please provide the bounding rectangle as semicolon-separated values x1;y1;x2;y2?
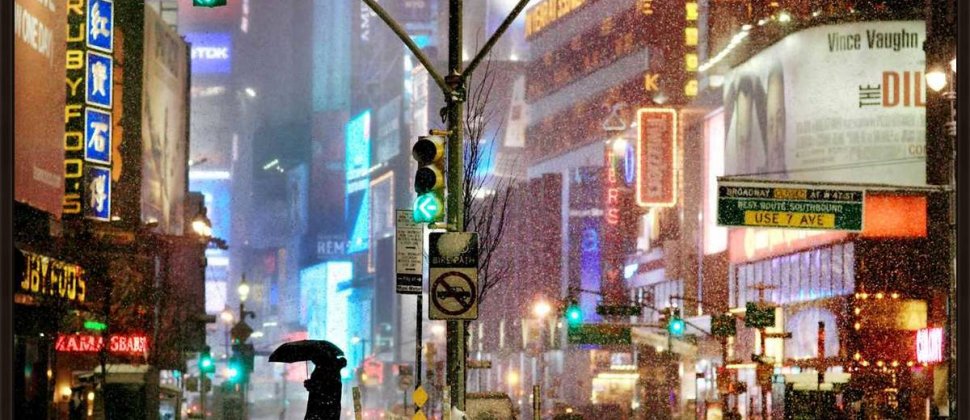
717;180;864;231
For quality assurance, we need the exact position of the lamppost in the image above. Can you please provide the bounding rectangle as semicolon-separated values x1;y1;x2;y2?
220;309;234;358
532;299;552;419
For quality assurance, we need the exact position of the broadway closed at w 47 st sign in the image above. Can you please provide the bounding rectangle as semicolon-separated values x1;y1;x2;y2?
717;180;864;231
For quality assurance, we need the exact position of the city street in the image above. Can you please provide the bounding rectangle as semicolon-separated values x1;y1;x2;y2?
8;0;962;419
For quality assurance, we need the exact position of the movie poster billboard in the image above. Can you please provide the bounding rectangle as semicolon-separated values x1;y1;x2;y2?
14;0;67;216
723;21;926;186
142;7;189;234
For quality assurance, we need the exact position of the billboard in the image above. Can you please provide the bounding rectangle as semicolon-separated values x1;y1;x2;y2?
184;32;232;75
142;8;189;234
636;108;678;207
346;111;372;254
299;261;353;372
14;0;67;216
722;21;926;185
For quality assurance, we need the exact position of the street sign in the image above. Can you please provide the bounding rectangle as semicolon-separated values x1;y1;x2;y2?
413;386;428;407
596;304;643;317
467;360;492;369
428;232;478;320
396;210;423;294
567;324;632;345
717;180;864;231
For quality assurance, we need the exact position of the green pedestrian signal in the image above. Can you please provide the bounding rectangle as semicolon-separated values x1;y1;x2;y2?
412;135;446;223
193;0;227;7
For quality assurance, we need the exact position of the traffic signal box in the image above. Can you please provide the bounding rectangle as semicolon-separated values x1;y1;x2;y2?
661;307;685;337
563;299;583;327
711;314;737;337
744;302;776;328
192;0;227;7
412;135;446;223
198;346;215;374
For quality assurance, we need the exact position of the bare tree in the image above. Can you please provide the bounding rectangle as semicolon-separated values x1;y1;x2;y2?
459;58;518;305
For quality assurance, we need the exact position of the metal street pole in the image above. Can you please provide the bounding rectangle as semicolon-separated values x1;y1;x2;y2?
360;0;534;412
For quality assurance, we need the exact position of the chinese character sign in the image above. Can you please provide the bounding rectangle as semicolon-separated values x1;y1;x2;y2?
85;51;113;108
84;108;112;165
85;166;111;221
86;0;114;53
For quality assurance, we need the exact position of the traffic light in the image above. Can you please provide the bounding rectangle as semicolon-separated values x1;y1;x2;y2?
667;308;685;337
711;314;737;337
564;299;583;326
193;0;227;7
198;346;215;374
412;135;446;223
226;355;244;383
744;302;776;328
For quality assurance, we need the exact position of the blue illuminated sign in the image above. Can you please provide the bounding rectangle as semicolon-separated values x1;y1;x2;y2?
85;51;113;109
84;108;112;165
345;111;371;254
85;165;112;221
86;0;114;53
185;33;232;74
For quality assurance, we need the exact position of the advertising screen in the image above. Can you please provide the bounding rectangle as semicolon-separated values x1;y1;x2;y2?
184;32;232;75
14;0;67;216
143;8;189;234
346;111;372;254
722;21;926;185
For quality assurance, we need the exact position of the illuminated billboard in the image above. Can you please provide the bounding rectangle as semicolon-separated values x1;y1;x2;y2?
346;111;372;254
722;21;926;185
299;261;354;374
143;8;189;234
14;0;67;216
636;108;677;207
184;32;232;74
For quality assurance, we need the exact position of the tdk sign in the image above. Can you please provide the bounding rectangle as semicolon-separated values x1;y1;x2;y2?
184;32;232;74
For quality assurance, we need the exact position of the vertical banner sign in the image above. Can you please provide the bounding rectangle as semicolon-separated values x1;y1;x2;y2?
428;233;479;320
65;0;115;221
636;108;677;207
395;210;423;294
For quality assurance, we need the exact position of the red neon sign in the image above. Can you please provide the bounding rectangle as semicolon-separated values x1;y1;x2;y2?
636;108;677;207
55;334;150;355
916;327;943;363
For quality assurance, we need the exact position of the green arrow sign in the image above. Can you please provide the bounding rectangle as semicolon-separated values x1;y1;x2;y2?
413;193;442;223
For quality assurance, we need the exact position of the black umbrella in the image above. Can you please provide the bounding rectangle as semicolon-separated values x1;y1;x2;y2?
269;340;346;366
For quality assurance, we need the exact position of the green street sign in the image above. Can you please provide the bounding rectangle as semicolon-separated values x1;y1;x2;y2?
717;180;864;231
413;193;442;223
567;324;632;345
84;320;107;331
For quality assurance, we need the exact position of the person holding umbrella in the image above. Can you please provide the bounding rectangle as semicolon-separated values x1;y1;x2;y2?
270;340;347;420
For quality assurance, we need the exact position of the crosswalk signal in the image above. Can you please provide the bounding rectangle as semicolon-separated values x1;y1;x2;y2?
412;135;446;223
193;0;227;7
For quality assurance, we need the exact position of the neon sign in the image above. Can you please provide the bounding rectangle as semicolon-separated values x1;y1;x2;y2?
55;334;149;355
636;108;677;207
184;33;232;74
916;327;943;363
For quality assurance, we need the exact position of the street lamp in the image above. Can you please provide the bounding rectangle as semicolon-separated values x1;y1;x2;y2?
192;210;213;238
238;277;250;303
532;300;552;319
531;299;552;417
926;68;948;92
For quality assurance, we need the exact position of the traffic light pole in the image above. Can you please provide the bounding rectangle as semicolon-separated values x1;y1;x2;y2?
361;0;533;412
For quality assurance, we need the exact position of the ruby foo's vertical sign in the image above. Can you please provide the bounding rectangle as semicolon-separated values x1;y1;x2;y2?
64;0;114;221
636;108;677;207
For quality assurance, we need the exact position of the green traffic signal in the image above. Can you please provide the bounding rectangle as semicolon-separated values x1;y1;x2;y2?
412;135;446;224
413;192;443;223
668;316;685;337
198;347;215;374
193;0;227;7
565;302;583;326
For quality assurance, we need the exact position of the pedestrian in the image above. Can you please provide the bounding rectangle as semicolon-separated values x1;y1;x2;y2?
304;355;347;420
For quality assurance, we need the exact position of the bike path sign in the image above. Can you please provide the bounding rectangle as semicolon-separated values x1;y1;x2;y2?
717;180;864;231
429;232;478;320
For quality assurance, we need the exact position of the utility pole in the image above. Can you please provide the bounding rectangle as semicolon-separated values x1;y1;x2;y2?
361;0;534;412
